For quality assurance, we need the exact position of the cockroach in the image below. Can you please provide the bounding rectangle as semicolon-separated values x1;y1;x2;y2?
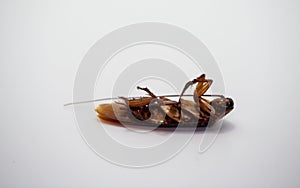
66;74;234;128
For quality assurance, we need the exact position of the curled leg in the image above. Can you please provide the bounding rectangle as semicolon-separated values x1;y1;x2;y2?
178;74;207;102
193;79;213;101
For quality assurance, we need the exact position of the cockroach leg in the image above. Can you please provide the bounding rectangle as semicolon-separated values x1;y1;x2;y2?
178;74;207;102
178;81;194;102
201;98;215;116
137;86;157;98
194;79;213;99
200;96;210;104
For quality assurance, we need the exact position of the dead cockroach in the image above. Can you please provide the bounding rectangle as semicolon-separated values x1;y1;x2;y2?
90;74;234;128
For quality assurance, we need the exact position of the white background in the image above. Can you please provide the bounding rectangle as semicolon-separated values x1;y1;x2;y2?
1;0;300;187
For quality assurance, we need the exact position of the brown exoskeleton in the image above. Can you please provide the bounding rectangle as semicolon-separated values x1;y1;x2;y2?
95;74;234;128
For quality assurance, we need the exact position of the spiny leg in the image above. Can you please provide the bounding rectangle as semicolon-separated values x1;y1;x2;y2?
116;87;158;108
137;86;157;98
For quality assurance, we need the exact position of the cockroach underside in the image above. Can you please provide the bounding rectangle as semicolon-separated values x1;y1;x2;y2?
95;74;234;128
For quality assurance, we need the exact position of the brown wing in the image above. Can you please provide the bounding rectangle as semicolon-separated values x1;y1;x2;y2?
95;103;133;123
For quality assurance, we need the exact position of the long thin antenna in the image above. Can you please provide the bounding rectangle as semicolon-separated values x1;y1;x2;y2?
63;94;224;106
64;97;119;106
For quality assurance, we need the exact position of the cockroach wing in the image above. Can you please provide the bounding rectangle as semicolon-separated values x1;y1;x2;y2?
95;103;131;123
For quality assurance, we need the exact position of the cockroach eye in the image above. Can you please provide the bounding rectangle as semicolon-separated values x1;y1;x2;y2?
226;98;234;110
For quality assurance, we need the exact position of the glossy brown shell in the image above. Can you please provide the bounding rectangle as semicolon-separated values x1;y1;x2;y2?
95;97;233;128
95;74;234;128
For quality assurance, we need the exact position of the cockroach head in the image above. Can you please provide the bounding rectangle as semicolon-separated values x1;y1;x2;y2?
210;97;234;115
